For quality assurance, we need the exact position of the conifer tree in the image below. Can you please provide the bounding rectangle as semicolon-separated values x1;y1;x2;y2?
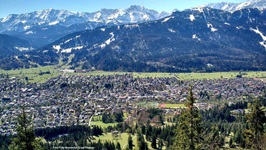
116;142;121;150
128;135;133;150
205;126;225;149
151;134;157;149
244;98;266;150
9;107;43;150
137;130;148;150
171;87;203;150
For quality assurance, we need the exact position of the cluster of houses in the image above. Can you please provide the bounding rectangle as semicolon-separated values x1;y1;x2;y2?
0;73;265;135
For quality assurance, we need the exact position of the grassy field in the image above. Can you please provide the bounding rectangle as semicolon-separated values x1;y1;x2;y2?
133;72;174;78
69;70;128;76
93;133;138;150
0;66;62;83
159;103;185;108
91;121;118;129
93;133;156;150
2;65;266;83
132;71;266;80
137;101;159;108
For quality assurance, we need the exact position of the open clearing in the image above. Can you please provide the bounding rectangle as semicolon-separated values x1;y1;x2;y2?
91;121;118;129
1;65;266;83
93;133;137;150
159;103;185;108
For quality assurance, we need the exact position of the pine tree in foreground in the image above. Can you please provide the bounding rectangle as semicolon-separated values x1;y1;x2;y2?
128;134;133;150
171;87;204;150
244;98;266;150
9;107;43;150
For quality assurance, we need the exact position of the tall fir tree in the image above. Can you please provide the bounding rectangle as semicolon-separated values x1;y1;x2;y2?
151;134;157;149
244;98;266;150
137;130;148;150
128;135;133;150
171;87;203;150
116;142;121;150
9;107;43;150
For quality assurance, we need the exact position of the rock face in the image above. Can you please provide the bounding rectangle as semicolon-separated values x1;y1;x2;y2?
5;7;266;72
0;6;169;47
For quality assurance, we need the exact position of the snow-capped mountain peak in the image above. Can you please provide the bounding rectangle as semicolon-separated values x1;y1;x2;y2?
203;2;237;11
0;6;170;47
0;6;169;32
204;0;266;12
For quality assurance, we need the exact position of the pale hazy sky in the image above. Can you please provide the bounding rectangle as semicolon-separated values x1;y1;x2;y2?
0;0;246;18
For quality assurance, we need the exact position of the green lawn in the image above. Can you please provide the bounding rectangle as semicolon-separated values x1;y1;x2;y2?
67;70;128;76
0;65;62;83
72;71;266;80
133;72;174;78
133;71;266;80
160;103;185;108
91;121;118;129
93;133;137;150
137;101;159;108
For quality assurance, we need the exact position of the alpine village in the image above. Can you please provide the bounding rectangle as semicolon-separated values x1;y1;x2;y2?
1;0;266;150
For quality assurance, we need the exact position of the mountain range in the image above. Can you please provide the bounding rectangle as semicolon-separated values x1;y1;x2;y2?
1;0;266;72
2;7;266;72
0;6;169;48
204;0;266;12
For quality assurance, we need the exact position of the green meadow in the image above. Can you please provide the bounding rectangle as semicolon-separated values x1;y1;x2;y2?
93;133;138;150
160;103;185;108
1;65;266;83
91;121;118;129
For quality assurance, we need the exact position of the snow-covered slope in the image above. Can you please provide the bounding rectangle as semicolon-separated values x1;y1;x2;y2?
0;5;169;33
0;5;169;47
204;0;266;12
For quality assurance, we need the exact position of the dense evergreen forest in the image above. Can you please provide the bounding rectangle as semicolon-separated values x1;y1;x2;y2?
1;89;266;150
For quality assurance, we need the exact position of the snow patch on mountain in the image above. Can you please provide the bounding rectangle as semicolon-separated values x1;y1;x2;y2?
235;1;252;11
192;34;201;41
207;23;218;32
21;20;27;24
189;15;195;21
61;46;83;53
168;28;176;33
250;27;266;49
99;32;115;49
162;16;174;23
24;26;30;30
53;45;61;52
236;26;244;30
25;31;34;34
124;24;139;29
14;47;31;51
106;32;115;45
64;38;73;44
192;7;204;13
224;22;230;26
49;20;59;26
1;15;12;23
